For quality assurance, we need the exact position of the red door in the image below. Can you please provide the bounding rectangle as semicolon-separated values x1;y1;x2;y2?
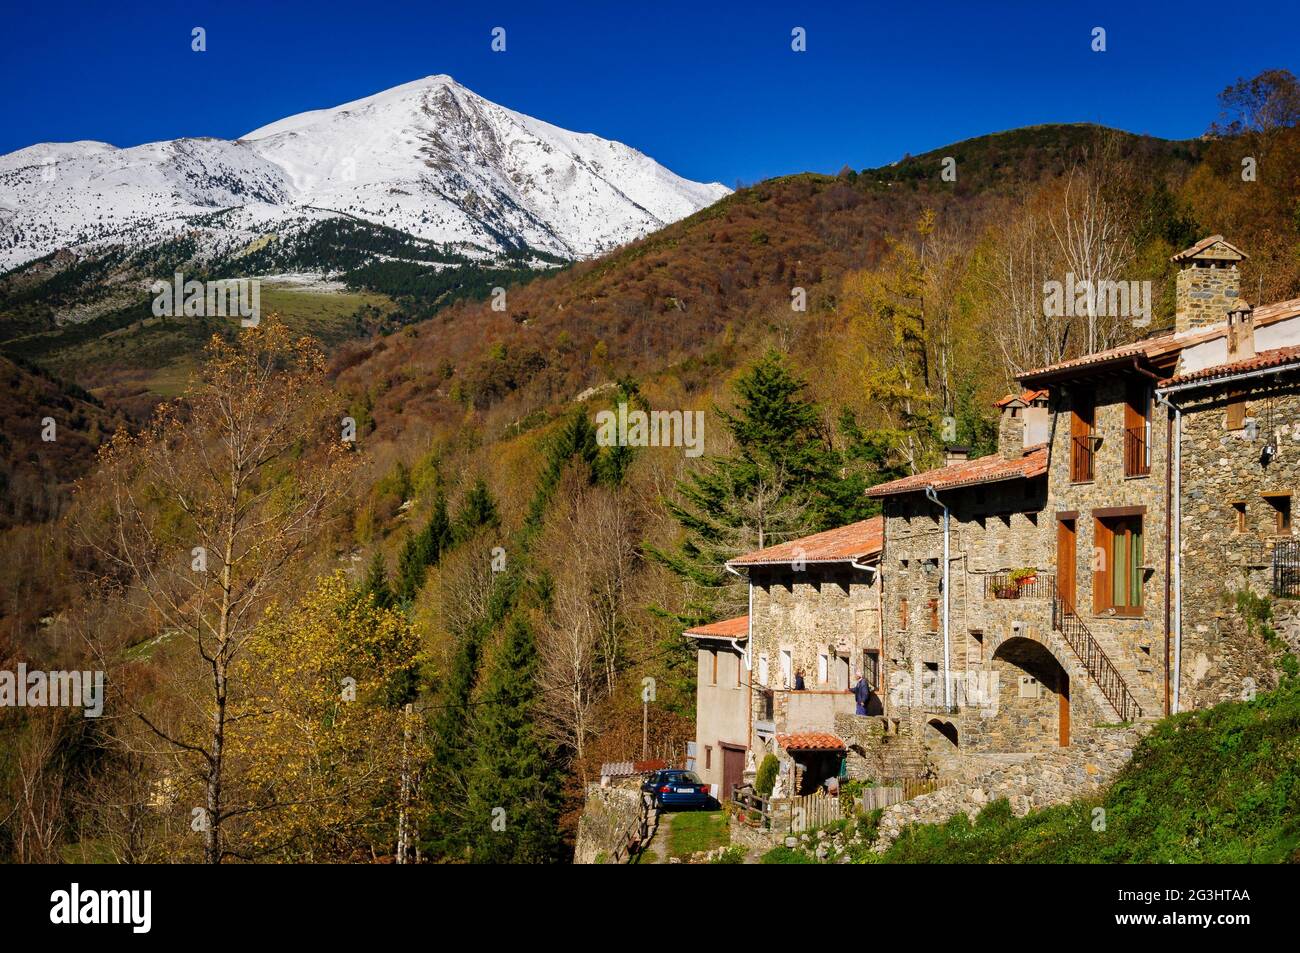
720;745;745;802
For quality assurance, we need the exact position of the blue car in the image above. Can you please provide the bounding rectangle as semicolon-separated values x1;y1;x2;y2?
642;769;712;810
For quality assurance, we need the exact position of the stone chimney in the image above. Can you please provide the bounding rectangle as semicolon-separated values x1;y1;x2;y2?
996;397;1025;460
1172;235;1248;334
945;446;970;466
1226;302;1256;361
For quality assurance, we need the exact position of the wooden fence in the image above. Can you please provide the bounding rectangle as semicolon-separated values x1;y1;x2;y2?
788;793;841;831
860;777;954;811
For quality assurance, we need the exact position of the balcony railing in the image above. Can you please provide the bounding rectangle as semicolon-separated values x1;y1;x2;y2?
1070;435;1095;482
984;572;1055;600
1124;426;1150;477
1275;540;1300;598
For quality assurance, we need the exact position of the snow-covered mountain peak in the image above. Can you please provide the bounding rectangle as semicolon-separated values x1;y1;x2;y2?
0;77;729;271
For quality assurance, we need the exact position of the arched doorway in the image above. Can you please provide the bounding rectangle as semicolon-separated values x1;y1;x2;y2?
990;636;1071;749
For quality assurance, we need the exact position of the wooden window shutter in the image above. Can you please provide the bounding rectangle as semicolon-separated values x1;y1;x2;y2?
1092;518;1112;615
1226;392;1246;430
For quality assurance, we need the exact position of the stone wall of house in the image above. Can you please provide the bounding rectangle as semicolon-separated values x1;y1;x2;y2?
749;564;880;694
1045;376;1168;716
836;713;932;781
574;782;650;864
1175;378;1300;709
872;724;1148;851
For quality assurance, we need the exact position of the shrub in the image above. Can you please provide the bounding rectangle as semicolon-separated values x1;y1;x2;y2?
755;754;779;797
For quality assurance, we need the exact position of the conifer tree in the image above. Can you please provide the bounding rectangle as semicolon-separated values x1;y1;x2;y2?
396;491;452;603
359;550;395;610
650;350;862;622
464;617;563;863
454;478;501;542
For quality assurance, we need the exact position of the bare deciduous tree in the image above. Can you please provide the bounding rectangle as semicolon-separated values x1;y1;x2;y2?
78;320;353;863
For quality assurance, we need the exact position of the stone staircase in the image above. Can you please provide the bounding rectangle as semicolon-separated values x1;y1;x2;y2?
1049;582;1147;722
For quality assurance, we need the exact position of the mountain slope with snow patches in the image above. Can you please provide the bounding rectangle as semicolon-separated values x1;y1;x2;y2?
0;76;729;273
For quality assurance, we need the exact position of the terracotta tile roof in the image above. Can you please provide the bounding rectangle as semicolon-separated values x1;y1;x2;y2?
777;731;846;752
1171;235;1248;262
1160;345;1300;388
727;516;883;568
867;446;1047;498
994;388;1048;408
1019;298;1300;384
1019;333;1181;382
683;615;749;639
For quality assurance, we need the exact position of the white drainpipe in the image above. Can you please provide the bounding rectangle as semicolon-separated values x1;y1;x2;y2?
1153;390;1188;714
924;485;951;708
1155;362;1300;711
724;563;752;670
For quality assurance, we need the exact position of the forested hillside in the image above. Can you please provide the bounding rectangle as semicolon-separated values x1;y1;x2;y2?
1;70;1297;863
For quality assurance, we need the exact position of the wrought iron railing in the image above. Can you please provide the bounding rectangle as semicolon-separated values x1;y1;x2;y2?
984;571;1055;600
1274;540;1300;599
1124;426;1150;477
1050;581;1143;722
1070;435;1095;482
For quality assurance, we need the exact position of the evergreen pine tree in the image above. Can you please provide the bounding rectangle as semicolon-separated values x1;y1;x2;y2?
649;350;855;623
455;478;501;542
396;492;452;602
420;622;482;860
464;617;563;863
359;550;395;610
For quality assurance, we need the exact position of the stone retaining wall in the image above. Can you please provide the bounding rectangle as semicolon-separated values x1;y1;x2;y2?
574;783;648;864
872;724;1148;851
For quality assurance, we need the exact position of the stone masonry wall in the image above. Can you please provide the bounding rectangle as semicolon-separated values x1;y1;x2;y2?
873;724;1148;851
1175;262;1242;332
1176;378;1300;709
574;782;649;864
1045;376;1168;716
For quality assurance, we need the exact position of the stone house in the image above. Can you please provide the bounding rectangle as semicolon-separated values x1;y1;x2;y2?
863;235;1300;773
684;517;883;797
686;235;1300;791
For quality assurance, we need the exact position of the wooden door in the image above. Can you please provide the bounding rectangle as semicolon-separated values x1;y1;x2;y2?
1058;673;1070;747
721;745;745;802
1057;518;1077;610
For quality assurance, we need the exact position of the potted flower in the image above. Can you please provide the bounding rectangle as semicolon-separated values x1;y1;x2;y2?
1010;567;1038;588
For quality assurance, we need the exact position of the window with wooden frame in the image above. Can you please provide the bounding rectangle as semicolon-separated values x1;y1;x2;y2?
1226;391;1246;430
1232;501;1248;534
899;597;908;630
1265;494;1292;534
1070;390;1096;482
705;745;712;770
1123;383;1152;477
710;649;718;685
863;649;880;689
1094;514;1144;615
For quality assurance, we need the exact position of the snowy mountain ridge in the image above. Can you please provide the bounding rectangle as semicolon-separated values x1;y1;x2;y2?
0;75;729;273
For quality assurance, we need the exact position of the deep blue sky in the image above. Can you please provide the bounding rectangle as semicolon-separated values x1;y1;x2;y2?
4;0;1297;185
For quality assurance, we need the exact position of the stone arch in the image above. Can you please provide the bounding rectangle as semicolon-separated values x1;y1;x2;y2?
989;635;1072;750
926;718;959;747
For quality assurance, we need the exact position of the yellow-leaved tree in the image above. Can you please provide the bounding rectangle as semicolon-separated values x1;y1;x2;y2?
227;573;421;862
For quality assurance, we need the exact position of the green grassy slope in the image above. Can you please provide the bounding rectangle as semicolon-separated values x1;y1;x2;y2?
881;678;1300;864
